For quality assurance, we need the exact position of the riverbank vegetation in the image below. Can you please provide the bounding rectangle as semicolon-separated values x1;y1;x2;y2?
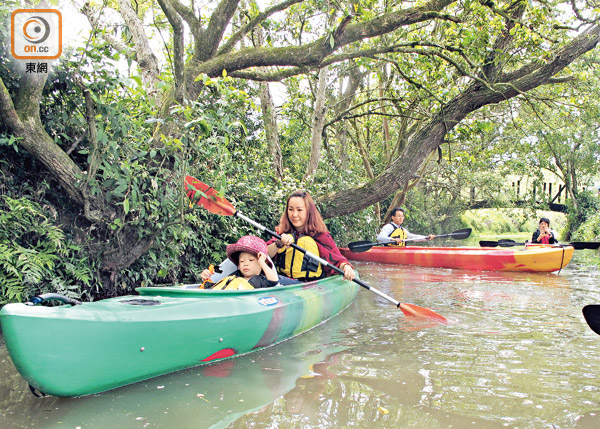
1;0;600;305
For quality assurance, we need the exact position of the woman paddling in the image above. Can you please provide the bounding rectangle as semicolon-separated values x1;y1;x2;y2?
266;190;355;283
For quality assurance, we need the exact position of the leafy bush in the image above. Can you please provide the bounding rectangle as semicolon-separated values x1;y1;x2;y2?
0;197;95;304
461;208;566;237
570;211;600;242
565;191;600;240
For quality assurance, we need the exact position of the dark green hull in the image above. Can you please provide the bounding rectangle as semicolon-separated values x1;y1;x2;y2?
0;276;358;397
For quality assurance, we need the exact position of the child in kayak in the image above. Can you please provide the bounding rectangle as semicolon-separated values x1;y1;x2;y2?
200;235;279;289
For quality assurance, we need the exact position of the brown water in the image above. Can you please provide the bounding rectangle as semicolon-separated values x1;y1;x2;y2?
2;251;600;428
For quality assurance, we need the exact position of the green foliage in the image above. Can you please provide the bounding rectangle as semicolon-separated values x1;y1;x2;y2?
0;36;281;299
571;212;600;242
461;208;566;237
566;192;600;241
326;207;378;247
0;197;95;305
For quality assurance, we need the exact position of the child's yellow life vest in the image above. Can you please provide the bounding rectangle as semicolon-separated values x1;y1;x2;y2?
211;275;254;290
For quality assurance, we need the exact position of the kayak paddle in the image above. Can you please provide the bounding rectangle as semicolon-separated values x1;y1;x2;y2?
184;175;447;323
479;239;526;248
583;305;600;335
347;240;394;252
479;239;600;250
570;242;600;250
348;228;472;253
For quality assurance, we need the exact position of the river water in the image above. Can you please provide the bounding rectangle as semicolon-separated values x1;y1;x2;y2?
1;249;600;428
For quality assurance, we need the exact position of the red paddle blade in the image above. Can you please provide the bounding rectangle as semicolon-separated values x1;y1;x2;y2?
399;303;447;324
184;176;236;216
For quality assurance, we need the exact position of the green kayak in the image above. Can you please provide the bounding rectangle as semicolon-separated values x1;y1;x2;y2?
0;275;358;397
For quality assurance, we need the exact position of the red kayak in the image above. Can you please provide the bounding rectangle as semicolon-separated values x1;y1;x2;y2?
339;245;574;273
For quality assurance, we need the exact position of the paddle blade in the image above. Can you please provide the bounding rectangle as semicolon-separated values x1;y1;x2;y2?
348;240;378;253
497;239;524;247
399;303;448;324
479;241;499;248
583;305;600;335
569;242;600;250
184;176;236;216
447;228;472;240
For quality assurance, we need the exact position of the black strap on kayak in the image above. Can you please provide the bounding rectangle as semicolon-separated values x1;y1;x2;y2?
26;293;81;306
557;246;565;275
119;299;162;306
28;384;47;398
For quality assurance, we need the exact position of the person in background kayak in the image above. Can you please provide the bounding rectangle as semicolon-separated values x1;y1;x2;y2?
266;190;355;283
531;217;559;245
376;207;435;247
200;235;279;289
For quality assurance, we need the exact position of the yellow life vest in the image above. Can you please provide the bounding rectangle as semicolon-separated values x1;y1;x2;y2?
211;275;255;290
388;225;407;247
276;235;323;280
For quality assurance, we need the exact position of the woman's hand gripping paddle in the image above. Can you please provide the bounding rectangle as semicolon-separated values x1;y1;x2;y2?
184;176;447;323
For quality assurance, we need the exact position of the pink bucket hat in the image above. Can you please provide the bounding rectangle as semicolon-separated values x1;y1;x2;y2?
226;235;273;268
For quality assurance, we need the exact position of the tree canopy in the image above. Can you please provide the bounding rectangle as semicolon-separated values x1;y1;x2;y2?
1;0;600;298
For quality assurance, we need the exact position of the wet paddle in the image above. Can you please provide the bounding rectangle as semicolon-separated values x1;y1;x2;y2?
479;239;600;250
583;305;600;335
184;175;447;323
348;228;472;253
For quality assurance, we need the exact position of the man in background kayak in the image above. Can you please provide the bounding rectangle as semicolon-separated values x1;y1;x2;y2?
377;207;435;247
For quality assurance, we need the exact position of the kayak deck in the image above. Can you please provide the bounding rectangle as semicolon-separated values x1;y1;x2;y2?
339;245;574;273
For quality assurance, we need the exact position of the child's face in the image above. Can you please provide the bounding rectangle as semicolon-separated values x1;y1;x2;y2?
238;251;262;279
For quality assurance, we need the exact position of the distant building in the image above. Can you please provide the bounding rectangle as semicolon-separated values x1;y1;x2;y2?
507;172;567;205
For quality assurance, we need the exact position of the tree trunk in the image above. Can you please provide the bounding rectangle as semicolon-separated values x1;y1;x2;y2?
304;66;329;181
334;67;362;170
254;17;284;179
259;82;284;179
117;0;161;95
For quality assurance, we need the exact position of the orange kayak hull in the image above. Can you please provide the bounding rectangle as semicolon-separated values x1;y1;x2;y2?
339;245;573;273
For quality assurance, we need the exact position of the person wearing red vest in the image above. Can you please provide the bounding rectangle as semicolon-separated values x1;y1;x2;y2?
531;217;559;244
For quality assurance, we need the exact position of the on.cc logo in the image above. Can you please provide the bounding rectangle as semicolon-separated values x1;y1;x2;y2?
11;9;62;60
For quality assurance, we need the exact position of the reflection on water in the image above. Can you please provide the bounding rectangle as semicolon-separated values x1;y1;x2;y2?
2;251;600;428
0;310;355;428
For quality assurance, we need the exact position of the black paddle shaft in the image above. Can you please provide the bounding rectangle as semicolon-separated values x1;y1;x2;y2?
479;240;600;250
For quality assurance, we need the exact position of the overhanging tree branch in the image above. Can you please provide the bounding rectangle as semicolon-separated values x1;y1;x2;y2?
219;0;304;55
318;23;600;218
